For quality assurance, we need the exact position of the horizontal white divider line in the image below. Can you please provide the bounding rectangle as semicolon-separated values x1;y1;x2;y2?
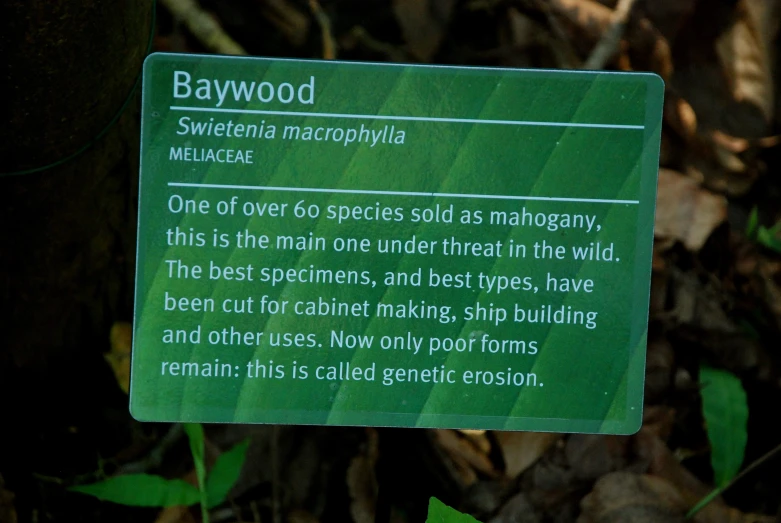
169;106;645;130
168;182;640;205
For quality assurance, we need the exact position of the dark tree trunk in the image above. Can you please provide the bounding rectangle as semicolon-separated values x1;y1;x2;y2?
1;0;151;365
0;1;151;518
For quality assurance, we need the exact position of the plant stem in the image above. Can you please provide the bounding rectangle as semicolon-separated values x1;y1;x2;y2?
685;488;723;519
184;424;210;523
686;441;781;519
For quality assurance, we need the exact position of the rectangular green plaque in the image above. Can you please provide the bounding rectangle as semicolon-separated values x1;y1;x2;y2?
131;52;663;434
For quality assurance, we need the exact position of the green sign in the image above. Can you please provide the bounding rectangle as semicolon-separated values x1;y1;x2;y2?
131;52;663;434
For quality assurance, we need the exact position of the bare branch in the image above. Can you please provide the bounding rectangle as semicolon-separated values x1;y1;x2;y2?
583;0;637;70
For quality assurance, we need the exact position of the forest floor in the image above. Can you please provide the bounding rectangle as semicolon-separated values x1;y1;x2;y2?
2;0;781;522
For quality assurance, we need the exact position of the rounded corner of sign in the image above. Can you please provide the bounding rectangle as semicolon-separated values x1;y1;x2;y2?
128;402;155;423
143;52;165;70
618;410;644;436
643;73;665;95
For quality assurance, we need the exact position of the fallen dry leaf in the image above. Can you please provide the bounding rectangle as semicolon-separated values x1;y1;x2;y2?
667;0;779;156
655;169;728;251
160;0;247;55
434;429;497;478
715;0;776;128
577;472;688;523
460;429;491;455
393;0;456;61
105;321;132;394
664;94;698;140
641;406;676;441
711;130;781;153
546;0;672;77
494;431;559;479
549;0;612;42
488;492;540;523
428;429;485;488
565;435;631;481
683;144;759;197
633;429;712;504
154;505;196;523
664;268;737;333
633;429;774;523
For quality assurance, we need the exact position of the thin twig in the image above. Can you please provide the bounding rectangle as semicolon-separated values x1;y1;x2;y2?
228;497;245;523
686;441;781;518
118;424;184;474
31;473;65;485
250;500;261;523
160;0;247;55
309;0;337;59
582;0;637;70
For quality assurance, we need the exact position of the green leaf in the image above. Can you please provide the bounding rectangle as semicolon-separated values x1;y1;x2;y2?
757;225;781;253
699;366;748;486
206;439;250;508
746;206;759;238
426;497;481;523
69;474;200;507
746;208;781;252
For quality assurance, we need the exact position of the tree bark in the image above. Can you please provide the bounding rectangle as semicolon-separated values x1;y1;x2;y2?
0;0;152;368
0;3;152;516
